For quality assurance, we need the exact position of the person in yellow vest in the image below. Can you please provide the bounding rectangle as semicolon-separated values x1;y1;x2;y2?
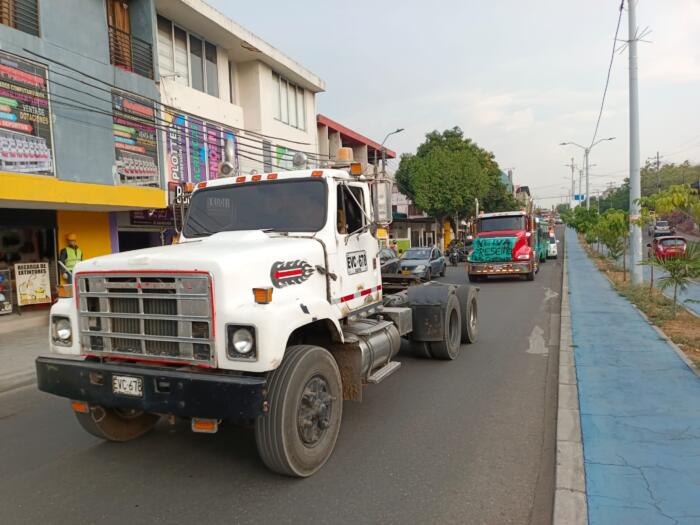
59;233;83;284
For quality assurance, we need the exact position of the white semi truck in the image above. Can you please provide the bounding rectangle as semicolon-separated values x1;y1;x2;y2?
37;146;479;477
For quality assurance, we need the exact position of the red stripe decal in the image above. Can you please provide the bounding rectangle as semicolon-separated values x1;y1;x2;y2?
360;288;372;296
340;293;355;303
275;269;303;279
376;284;382;292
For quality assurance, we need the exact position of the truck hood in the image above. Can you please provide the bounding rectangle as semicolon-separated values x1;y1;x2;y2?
74;231;322;275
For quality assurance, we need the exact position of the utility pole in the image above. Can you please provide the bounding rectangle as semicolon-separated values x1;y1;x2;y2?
655;151;661;191
628;0;643;284
579;168;583;200
565;158;576;205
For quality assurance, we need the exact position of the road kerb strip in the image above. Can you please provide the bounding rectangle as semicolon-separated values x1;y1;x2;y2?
553;243;588;525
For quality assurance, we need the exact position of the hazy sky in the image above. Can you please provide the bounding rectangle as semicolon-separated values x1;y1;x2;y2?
209;0;700;206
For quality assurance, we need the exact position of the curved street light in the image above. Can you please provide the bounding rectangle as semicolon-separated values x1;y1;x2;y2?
560;137;615;208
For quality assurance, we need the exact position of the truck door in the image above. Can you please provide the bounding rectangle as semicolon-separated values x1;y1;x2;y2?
335;182;381;313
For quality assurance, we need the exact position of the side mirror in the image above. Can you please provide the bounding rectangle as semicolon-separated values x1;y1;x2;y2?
371;178;393;226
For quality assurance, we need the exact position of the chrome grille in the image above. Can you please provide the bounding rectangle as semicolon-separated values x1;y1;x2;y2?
77;273;214;365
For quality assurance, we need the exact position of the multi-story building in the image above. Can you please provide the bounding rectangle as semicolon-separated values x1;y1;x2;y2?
0;0;324;321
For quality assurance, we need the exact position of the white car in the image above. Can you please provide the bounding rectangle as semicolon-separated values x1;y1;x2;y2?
547;235;558;259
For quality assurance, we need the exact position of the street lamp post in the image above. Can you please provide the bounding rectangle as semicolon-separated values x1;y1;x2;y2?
560;138;615;209
378;128;404;176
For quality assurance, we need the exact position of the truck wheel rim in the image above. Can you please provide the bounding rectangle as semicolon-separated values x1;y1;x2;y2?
297;375;333;447
469;301;477;332
449;309;460;348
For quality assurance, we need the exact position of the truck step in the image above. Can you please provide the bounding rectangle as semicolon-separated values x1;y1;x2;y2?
367;361;401;384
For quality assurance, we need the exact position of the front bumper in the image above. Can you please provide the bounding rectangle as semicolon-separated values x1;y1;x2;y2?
36;357;267;421
467;261;533;275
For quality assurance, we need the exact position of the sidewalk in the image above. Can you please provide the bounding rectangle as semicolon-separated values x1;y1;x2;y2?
567;228;700;524
0;325;45;393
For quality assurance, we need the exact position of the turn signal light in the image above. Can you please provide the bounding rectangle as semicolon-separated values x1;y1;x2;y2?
253;287;273;304
191;418;219;433
350;162;363;175
57;284;73;298
71;400;89;414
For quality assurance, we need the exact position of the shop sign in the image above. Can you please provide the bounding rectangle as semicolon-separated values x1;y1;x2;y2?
129;209;173;228
163;108;238;197
15;262;50;306
0;269;12;314
0;50;54;176
112;89;160;187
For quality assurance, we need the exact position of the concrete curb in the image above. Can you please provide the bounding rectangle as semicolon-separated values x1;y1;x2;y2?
553;239;588;525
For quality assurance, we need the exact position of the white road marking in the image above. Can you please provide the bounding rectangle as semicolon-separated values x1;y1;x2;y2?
527;325;548;355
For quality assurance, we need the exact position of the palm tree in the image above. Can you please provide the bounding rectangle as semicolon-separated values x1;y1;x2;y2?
643;242;700;317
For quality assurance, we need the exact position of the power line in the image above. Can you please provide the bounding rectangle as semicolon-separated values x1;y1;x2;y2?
22;47;321;149
590;0;625;147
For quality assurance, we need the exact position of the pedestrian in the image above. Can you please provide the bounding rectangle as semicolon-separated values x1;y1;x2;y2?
59;233;83;284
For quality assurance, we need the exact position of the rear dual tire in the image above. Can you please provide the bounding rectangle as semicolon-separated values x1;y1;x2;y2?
74;406;159;442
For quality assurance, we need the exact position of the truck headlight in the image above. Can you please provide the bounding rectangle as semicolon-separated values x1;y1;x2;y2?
52;316;72;346
227;325;257;360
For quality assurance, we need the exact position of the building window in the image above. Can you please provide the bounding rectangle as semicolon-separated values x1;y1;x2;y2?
106;0;153;79
157;15;219;96
0;0;39;37
272;72;305;130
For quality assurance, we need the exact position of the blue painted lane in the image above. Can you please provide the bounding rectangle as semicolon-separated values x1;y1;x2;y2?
567;228;700;524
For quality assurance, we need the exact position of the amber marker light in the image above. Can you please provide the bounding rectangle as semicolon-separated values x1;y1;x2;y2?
253;287;273;304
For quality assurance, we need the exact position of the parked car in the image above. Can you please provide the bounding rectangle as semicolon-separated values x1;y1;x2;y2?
400;246;446;280
547;234;559;259
648;236;687;259
379;247;400;273
652;220;674;237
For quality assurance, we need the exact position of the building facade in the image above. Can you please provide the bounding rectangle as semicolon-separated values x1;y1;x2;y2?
0;0;324;318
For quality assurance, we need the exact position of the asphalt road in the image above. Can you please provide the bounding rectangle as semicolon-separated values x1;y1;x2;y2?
0;237;563;525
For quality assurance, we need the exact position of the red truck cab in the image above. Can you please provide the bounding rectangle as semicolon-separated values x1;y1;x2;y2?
467;211;538;282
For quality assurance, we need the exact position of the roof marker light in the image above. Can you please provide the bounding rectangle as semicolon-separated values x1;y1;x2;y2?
252;175;262;181
197;181;207;189
267;173;278;180
236;176;246;183
311;170;323;177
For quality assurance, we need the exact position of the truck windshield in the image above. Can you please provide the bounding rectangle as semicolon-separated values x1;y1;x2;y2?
183;179;327;237
478;216;525;232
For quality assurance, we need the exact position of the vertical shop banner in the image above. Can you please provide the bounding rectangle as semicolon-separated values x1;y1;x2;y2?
0;269;12;314
0;50;54;175
112;89;160;187
15;262;51;306
163;108;238;198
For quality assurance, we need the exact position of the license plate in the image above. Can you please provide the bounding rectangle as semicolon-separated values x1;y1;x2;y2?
112;375;143;397
401;269;411;276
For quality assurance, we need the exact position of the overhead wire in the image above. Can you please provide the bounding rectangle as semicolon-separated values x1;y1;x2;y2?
24;48;324;146
589;0;625;148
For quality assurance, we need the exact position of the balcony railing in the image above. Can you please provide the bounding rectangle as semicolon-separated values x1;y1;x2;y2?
0;0;39;36
108;24;154;80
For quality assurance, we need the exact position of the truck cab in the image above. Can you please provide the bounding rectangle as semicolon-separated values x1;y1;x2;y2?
36;147;479;477
466;210;539;281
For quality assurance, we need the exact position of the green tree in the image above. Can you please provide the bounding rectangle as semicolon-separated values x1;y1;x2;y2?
395;127;505;223
642;242;700;317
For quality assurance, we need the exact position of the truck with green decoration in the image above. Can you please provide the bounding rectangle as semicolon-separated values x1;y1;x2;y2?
466;210;540;282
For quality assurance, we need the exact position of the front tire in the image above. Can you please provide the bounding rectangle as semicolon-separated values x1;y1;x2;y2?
526;270;535;281
255;345;342;477
74;405;159;442
425;268;432;281
440;264;446;277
